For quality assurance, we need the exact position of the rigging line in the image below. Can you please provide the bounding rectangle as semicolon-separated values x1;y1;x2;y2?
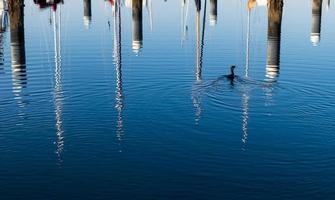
185;0;190;37
200;0;207;71
148;0;153;31
245;9;250;78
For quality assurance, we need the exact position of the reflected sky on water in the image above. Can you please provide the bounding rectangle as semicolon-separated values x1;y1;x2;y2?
0;0;335;199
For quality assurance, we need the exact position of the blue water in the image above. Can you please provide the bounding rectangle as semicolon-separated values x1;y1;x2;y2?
0;0;335;199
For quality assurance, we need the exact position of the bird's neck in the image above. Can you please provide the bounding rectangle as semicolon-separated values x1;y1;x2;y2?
230;68;234;75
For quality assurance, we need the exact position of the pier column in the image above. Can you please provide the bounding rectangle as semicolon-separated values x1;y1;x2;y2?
132;0;143;53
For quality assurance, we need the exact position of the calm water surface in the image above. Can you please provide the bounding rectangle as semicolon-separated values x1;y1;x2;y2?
1;0;335;199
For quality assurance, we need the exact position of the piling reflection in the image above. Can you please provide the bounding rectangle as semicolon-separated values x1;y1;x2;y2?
266;0;283;79
112;0;124;144
9;0;27;107
132;0;143;53
0;0;8;32
83;0;92;29
209;0;217;26
181;0;189;45
311;0;323;46
247;0;283;79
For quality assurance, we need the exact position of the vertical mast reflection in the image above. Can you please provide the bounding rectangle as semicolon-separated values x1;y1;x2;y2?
113;0;124;143
241;3;251;147
192;0;207;124
53;5;64;159
195;0;201;81
181;0;189;46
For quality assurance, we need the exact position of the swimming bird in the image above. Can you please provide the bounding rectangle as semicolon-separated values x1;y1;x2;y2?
226;65;236;80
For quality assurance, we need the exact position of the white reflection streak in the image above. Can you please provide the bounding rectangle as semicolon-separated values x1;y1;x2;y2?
245;10;250;78
242;6;251;147
113;1;124;141
53;6;64;159
145;0;153;31
192;0;204;124
181;0;189;46
241;93;249;146
195;7;201;81
192;83;202;124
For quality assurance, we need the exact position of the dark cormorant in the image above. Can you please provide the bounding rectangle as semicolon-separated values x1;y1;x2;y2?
226;65;236;80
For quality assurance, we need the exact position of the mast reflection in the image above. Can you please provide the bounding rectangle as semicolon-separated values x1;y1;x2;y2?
241;2;252;147
0;0;7;73
195;0;206;81
144;0;153;31
311;0;323;46
192;0;207;123
112;0;124;143
181;0;189;46
132;0;143;53
52;4;64;159
195;0;201;81
9;0;27;106
241;92;250;147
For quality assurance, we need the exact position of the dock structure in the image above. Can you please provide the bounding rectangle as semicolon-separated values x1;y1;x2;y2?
132;0;143;53
311;0;323;46
266;0;283;79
